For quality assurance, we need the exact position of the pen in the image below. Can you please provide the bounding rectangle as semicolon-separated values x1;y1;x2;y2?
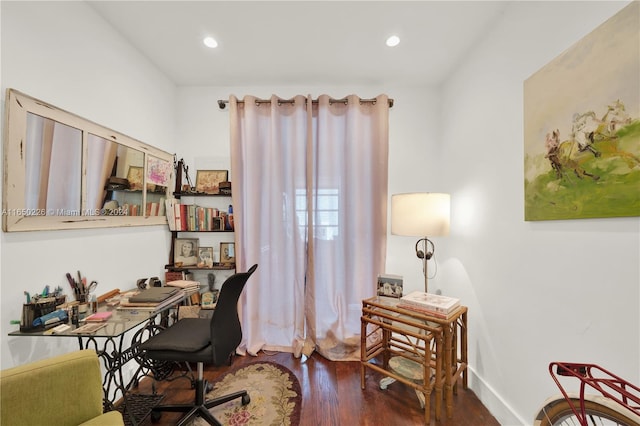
66;273;79;298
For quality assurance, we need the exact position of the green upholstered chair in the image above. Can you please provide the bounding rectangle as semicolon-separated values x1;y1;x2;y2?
0;349;124;426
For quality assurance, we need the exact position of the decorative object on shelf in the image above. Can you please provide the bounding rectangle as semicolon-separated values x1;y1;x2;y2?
391;192;450;293
377;273;403;298
219;181;232;195
220;242;235;266
195;170;229;194
105;176;129;191
226;204;234;230
174;238;199;267
524;2;639;221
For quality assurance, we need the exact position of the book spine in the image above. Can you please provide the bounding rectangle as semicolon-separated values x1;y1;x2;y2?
398;303;452;319
400;299;459;314
165;199;176;231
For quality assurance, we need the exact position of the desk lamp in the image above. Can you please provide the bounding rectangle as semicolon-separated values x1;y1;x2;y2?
391;193;450;293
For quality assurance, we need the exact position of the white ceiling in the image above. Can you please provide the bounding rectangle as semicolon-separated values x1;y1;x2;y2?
88;1;510;87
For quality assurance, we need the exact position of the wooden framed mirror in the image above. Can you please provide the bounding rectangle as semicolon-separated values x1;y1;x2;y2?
2;89;174;231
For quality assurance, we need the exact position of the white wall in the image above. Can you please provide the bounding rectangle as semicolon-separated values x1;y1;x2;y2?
2;1;639;425
439;1;639;424
1;2;177;368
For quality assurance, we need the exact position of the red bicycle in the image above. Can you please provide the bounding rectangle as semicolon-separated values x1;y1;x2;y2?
534;362;640;426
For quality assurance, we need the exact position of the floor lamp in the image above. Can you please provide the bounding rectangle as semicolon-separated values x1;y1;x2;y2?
391;193;450;293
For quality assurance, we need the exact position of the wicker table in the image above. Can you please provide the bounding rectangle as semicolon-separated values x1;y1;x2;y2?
360;296;468;424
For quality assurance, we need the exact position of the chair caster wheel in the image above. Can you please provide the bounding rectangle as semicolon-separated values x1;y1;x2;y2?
150;410;162;423
242;394;251;405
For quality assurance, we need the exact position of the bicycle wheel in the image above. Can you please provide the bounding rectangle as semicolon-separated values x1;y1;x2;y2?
535;397;640;426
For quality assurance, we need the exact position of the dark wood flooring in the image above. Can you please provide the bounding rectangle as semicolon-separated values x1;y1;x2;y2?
129;350;499;426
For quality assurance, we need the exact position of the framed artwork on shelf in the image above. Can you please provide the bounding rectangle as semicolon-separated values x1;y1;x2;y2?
220;242;235;265
126;166;144;191
146;156;172;187
174;238;199;267
197;246;214;268
195;170;228;194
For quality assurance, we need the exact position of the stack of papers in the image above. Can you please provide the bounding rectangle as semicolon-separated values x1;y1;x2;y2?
166;280;200;290
118;288;186;312
129;287;179;303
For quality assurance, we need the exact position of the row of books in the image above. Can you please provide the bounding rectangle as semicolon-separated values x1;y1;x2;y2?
165;199;234;232
108;201;166;217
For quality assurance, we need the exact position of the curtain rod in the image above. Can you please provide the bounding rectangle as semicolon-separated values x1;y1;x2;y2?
217;97;394;110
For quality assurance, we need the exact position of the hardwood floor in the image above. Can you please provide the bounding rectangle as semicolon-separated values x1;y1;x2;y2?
130;351;499;426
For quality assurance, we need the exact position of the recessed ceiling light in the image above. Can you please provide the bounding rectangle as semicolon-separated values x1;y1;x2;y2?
203;36;218;49
386;35;400;47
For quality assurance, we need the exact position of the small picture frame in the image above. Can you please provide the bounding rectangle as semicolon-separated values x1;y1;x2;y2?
126;166;144;191
195;170;229;194
197;246;214;268
220;242;235;265
201;289;219;309
377;274;403;298
174;238;199;267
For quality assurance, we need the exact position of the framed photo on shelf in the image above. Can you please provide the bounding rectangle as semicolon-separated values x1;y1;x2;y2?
195;170;228;194
220;242;235;265
174;238;199;267
197;246;214;268
201;289;219;309
126;166;144;191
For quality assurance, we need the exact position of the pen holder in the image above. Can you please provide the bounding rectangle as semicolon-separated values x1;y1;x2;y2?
19;299;57;332
78;303;89;321
77;293;88;304
20;304;36;332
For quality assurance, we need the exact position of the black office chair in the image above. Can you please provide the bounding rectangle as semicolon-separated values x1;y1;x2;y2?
139;264;258;426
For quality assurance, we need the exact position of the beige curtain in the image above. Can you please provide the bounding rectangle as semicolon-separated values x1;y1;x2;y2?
86;134;118;210
230;94;389;361
25;115;82;213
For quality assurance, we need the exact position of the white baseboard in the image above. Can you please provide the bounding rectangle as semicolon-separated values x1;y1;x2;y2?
468;366;528;426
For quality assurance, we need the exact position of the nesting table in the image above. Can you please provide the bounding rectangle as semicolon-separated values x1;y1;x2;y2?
360;296;468;424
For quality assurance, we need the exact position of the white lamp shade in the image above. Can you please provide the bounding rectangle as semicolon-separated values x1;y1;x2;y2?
391;193;450;237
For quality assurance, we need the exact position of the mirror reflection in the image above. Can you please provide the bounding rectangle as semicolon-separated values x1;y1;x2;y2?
25;113;82;215
3;89;174;231
90;136;145;216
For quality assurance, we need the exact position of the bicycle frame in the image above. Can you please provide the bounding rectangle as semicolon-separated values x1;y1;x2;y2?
549;362;640;425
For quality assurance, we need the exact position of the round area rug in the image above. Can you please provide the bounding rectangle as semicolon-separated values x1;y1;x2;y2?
192;361;301;426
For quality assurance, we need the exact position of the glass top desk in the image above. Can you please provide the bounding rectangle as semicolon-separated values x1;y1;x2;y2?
360;296;468;424
8;297;187;424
